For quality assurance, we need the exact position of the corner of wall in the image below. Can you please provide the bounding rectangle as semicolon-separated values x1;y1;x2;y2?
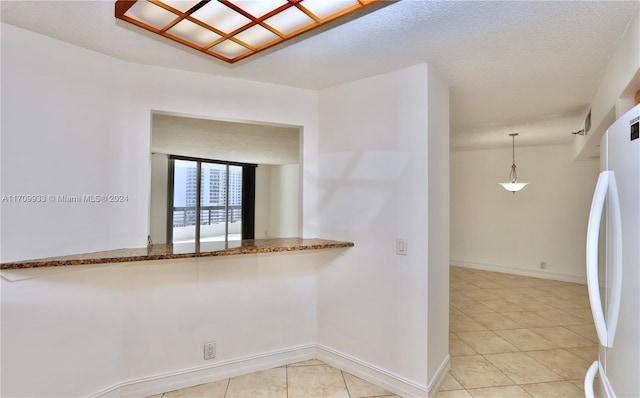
574;6;640;160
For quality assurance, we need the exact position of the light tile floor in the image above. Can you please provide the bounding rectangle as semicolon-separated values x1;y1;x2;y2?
147;360;400;398
147;266;597;397
443;266;597;398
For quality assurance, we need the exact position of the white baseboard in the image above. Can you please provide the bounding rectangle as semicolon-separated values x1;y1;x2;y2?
91;345;316;398
451;260;587;284
316;344;449;397
92;344;447;398
426;355;451;398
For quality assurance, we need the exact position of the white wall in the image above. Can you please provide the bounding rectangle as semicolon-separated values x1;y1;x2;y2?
1;23;320;397
123;65;318;250
118;253;321;393
1;23;130;261
574;7;640;159
316;64;449;394
269;164;299;238
149;153;169;244
1;265;126;397
1;24;448;398
0;23;319;263
254;164;299;239
1;252;324;398
426;66;450;383
451;144;600;282
255;165;272;238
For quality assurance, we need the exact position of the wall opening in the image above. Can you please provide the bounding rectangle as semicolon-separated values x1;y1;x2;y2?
149;112;301;244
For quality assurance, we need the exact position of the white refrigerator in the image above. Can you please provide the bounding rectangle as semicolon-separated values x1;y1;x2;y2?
584;104;640;398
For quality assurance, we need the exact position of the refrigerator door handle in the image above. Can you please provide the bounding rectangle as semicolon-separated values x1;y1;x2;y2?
586;171;610;347
584;360;599;398
606;172;623;347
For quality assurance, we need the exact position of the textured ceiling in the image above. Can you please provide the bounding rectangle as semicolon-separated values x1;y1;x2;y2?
1;0;638;150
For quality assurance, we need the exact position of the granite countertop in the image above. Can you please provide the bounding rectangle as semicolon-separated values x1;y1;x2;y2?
0;238;354;269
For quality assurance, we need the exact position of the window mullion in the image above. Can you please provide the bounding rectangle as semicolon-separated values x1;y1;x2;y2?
224;164;230;246
195;161;202;246
167;158;175;244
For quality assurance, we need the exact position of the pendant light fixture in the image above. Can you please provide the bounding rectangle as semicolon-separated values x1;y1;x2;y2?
499;133;529;192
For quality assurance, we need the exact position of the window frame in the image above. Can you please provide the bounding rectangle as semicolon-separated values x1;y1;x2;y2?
167;154;257;244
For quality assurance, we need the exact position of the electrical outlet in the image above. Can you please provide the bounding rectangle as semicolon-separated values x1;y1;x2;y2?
540;261;547;269
204;342;216;360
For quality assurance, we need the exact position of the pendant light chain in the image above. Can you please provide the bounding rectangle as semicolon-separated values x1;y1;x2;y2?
509;133;518;183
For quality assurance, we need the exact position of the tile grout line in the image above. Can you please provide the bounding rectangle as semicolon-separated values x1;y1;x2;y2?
448;266;597;397
340;370;352;398
222;377;230;398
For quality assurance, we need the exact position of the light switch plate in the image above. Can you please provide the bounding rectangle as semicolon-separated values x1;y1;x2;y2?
396;239;408;256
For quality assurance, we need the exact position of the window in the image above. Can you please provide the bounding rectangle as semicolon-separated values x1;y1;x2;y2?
168;156;256;244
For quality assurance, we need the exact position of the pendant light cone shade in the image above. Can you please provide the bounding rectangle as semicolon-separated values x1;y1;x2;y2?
499;133;529;192
115;0;381;64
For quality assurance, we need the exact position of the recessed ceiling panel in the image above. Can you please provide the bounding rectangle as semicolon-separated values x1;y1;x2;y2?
226;0;289;19
234;24;280;48
167;19;221;47
190;2;251;34
116;0;381;63
264;6;316;35
301;0;360;19
209;40;251;58
162;0;201;13
123;1;178;29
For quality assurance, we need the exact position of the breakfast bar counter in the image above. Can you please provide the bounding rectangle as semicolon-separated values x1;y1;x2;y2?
0;238;354;269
